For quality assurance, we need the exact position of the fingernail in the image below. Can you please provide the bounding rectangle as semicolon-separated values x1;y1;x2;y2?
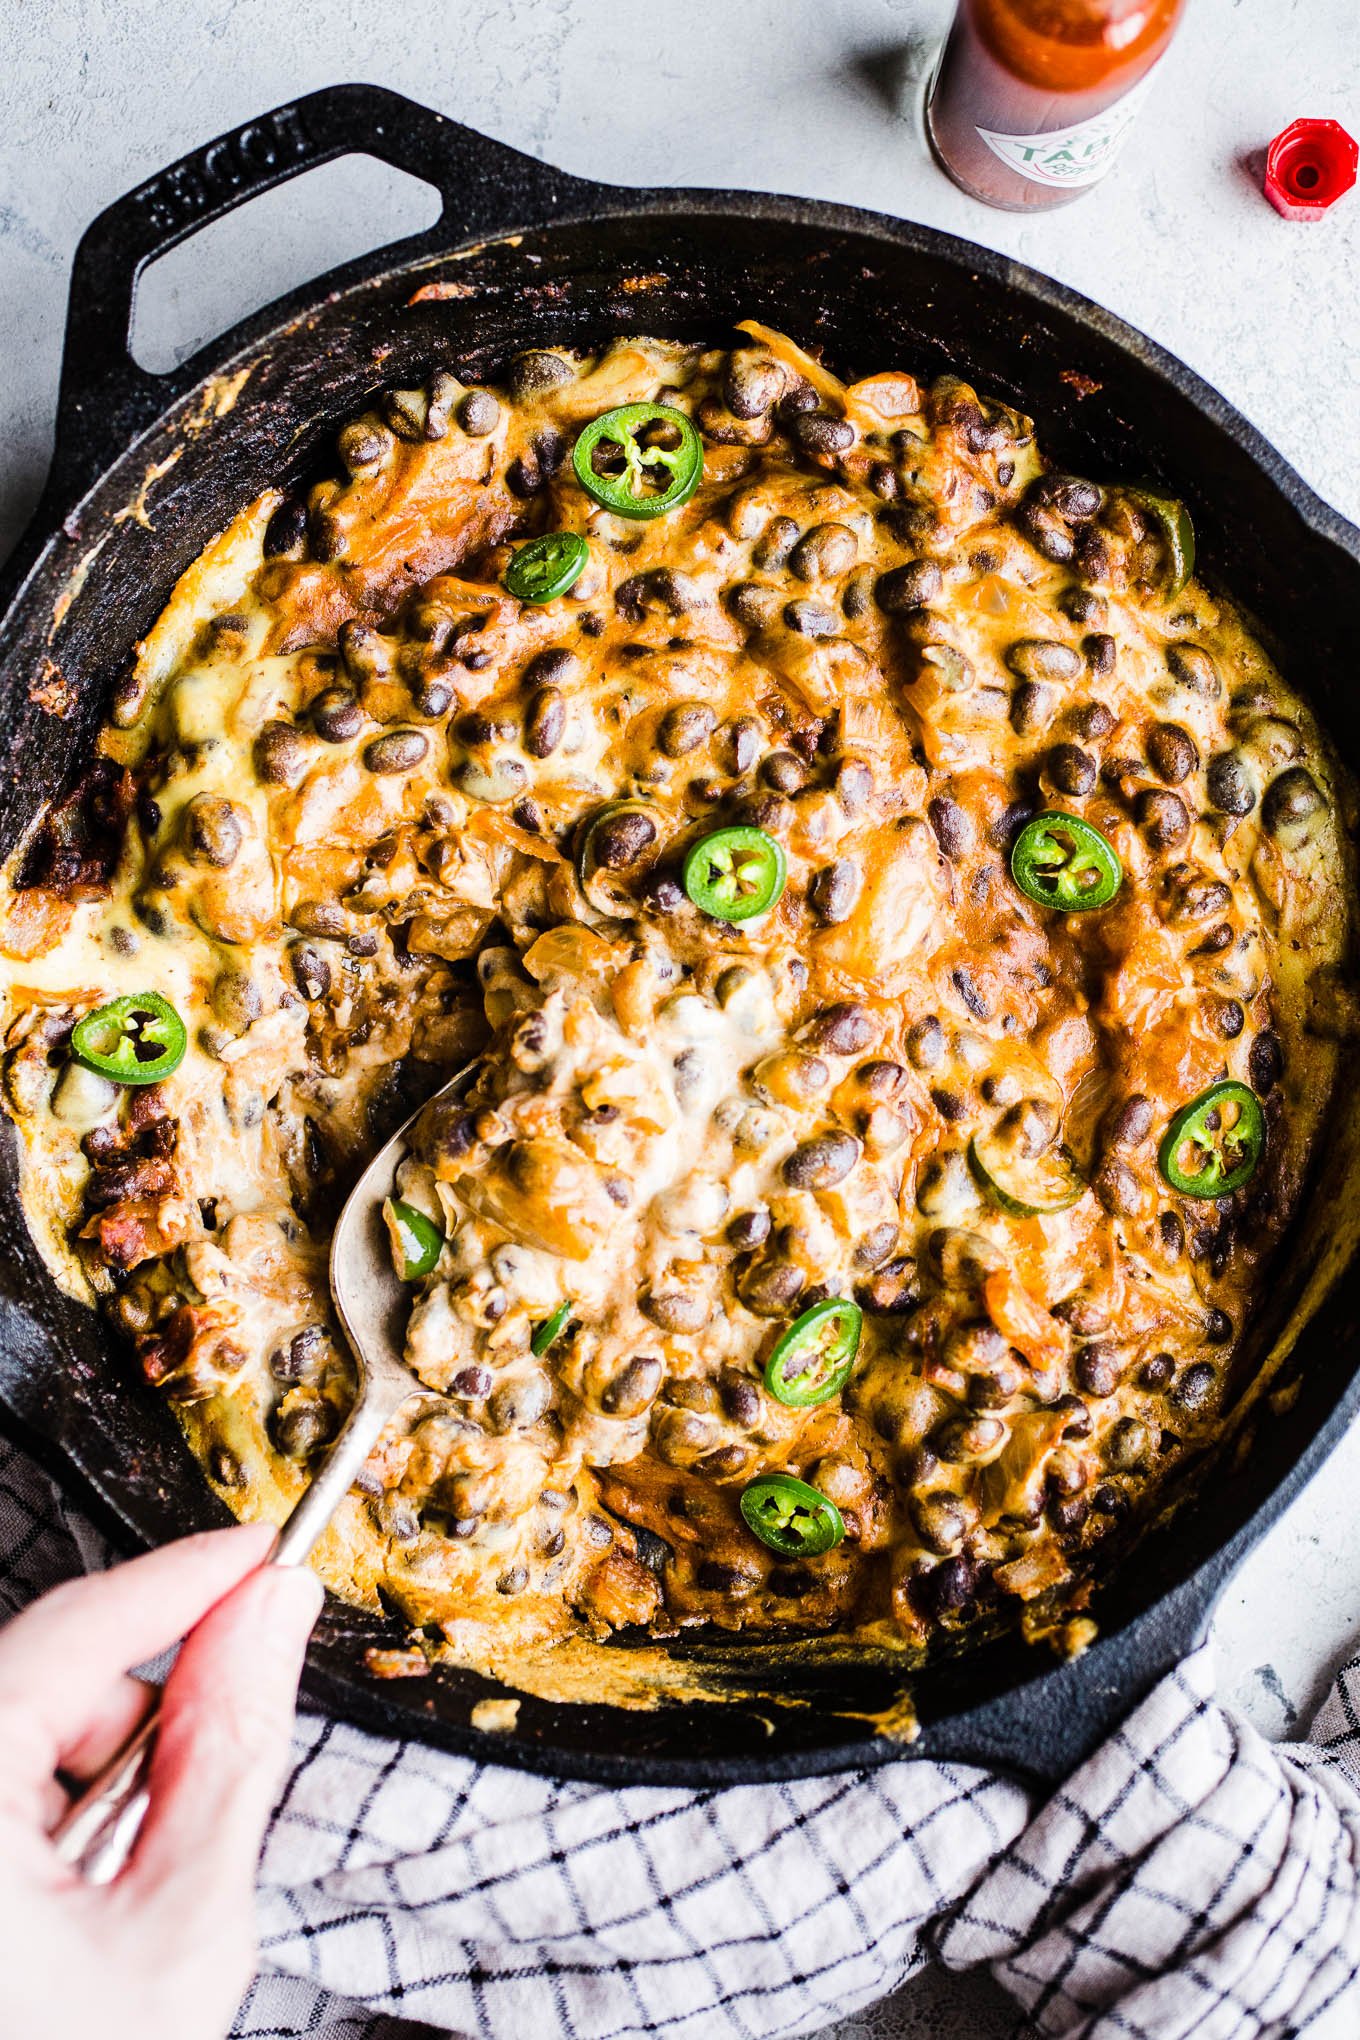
260;1562;325;1643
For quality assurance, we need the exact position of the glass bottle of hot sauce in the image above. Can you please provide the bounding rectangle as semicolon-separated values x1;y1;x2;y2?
925;0;1187;211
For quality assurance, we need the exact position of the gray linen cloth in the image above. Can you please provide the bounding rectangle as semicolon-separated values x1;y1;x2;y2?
3;1431;1359;2040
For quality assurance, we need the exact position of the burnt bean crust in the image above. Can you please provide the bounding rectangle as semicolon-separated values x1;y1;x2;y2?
0;322;1350;1692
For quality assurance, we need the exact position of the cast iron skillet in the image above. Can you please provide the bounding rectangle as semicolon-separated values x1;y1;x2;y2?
2;82;1358;1789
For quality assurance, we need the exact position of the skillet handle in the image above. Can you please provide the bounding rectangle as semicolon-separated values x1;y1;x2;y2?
53;82;602;493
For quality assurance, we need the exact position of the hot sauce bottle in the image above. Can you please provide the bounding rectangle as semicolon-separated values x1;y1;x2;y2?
925;0;1187;210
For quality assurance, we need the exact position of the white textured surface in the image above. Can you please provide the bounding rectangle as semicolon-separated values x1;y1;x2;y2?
1;4;1357;2035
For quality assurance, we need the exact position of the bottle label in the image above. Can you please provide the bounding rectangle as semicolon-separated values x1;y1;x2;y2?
976;67;1160;189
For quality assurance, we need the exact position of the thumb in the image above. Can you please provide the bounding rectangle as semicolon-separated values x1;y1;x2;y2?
124;1561;323;1911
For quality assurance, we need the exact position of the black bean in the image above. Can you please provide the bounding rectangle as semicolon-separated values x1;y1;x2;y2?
1018;502;1075;563
1207;996;1245;1039
876;560;943;613
1136;789;1191;849
727;1207;771;1249
1262;767;1323;832
1050;1493;1090;1534
313;687;364;743
1140;1352;1175;1391
783;1131;861;1189
1166;643;1219;695
928;795;972;858
1206;751;1256;816
1047;742;1097;795
269;1326;329;1386
784;599;840;638
183;795;243;869
338;420;392;473
1010;682;1051;736
524;686;566;758
725;349;784;418
853;1220;900;1270
807;1002;876;1054
793;413;855;456
212;969;262;1032
1173;1360;1216;1411
759;750;807;795
263;495;308;558
290;944;332;1002
365;729;430;775
842;565;877;619
911;1555;977;1619
791;522;857;579
1084;633;1116;678
347;930;379;957
1108;1094;1153;1148
1093;1157;1140;1216
1060;587;1107;626
1145;722;1197;785
1205;1308;1233;1344
601;1354;664;1418
274;1396;337;1459
810;858;860;923
509;349;574;398
254;720;306;787
489;1373;552;1432
458;389;500;435
906;1014;945;1069
1032;473;1101;519
834;759;874;815
912;1492;971;1556
291;899;347;939
592;807;657;868
1076;1343;1121;1396
660;703;717;757
777;377;819;420
1006;638;1082;684
1248;1030;1283;1094
643;872;686;914
724;717;761;775
1160;1210;1185;1257
740;1257;806;1314
451;1364;493;1399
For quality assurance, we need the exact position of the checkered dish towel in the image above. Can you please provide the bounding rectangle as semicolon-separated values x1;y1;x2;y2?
5;1434;1360;2040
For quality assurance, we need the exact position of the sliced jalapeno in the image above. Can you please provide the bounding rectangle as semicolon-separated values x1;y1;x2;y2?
531;1301;572;1357
969;1129;1086;1219
385;1197;443;1280
503;530;589;603
1128;487;1196;598
740;1474;844;1558
1011;812;1122;913
765;1298;862;1408
70;991;187;1086
572;402;703;520
1158;1079;1265;1199
683;826;786;923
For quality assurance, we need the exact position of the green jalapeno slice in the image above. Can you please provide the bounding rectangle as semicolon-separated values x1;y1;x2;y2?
531;1301;572;1357
70;991;187;1086
1158;1079;1265;1199
1127;487;1196;598
502;531;589;603
968;1130;1086;1218
683;826;786;922
1011;812;1122;913
572;403;703;520
765;1298;863;1408
385;1198;443;1280
740;1474;845;1558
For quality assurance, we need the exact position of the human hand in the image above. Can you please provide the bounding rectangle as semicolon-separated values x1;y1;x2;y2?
0;1522;322;2040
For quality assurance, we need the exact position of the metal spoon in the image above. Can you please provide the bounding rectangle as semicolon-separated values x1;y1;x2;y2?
49;1064;472;1881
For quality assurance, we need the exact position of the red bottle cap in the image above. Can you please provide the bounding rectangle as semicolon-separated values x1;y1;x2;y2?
1264;119;1358;221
